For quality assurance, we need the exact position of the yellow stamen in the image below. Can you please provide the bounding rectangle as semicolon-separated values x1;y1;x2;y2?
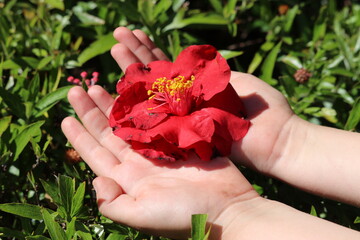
148;75;194;100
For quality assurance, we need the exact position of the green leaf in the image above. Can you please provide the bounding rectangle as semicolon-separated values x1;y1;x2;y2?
329;68;354;77
333;17;354;69
40;179;61;206
26;235;51;240
218;50;243;60
344;97;360;131
33;86;72;118
190;214;209;240
44;0;65;10
354;216;360;224
313;7;327;42
260;41;282;84
223;0;237;18
0;227;26;239
37;56;53;70
310;205;317;217
41;208;67;240
247;52;263;74
0;203;43;220
280;55;303;69
164;13;228;31
283;5;299;32
138;0;155;25
71;182;85;217
252;184;264;195
1;59;21;69
65;217;76;240
74;222;92;240
77;33;117;66
106;233;128;240
13;121;45;160
209;0;223;14
154;0;172;20
74;230;93;240
0;87;25;119
73;6;105;26
28;74;40;102
59;175;75;218
0;116;12;137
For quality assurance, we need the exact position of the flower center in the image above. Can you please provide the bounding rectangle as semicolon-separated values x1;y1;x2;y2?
147;75;195;116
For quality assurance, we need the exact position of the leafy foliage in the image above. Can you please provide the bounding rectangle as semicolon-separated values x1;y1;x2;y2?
1;0;360;239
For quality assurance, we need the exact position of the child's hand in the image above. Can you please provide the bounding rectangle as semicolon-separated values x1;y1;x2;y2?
61;86;259;239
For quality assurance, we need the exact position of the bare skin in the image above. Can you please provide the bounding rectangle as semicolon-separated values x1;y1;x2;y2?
61;27;360;239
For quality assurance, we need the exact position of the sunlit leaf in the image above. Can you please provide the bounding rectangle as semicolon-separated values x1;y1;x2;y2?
310;205;318;217
13;121;45;160
280;55;303;69
0;116;12;137
59;175;75;218
0;203;43;220
260;41;282;84
190;214;209;240
44;0;65;10
71;182;86;217
77;33;117;65
41;208;67;240
247;52;263;74
218;50;243;60
283;5;299;32
345;97;360;131
34;86;72;118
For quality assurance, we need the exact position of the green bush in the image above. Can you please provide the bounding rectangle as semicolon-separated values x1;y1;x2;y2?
1;0;359;239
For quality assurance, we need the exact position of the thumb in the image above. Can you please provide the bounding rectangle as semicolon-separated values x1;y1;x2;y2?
92;177;142;226
92;176;123;207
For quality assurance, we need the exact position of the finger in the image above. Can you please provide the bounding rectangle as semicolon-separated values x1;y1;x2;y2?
93;176;143;226
61;117;119;176
88;85;115;118
67;86;129;161
132;29;169;61
111;43;140;72
113;27;159;65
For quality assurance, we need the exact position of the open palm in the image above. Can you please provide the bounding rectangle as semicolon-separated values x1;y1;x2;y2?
61;28;261;239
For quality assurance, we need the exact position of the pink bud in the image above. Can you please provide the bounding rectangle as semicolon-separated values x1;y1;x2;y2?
67;76;74;82
73;78;80;84
92;72;99;78
91;77;98;84
80;71;87;79
85;79;91;86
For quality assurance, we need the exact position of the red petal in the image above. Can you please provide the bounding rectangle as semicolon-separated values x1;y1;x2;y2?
113;127;151;143
117;61;174;94
201;83;247;117
147;110;215;148
201;107;250;141
186;141;214;161
110;81;168;129
131;139;188;162
172;45;231;101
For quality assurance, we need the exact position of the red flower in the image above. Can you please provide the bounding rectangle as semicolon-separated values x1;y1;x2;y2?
109;45;250;162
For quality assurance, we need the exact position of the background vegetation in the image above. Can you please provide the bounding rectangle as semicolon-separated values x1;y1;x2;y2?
1;0;360;239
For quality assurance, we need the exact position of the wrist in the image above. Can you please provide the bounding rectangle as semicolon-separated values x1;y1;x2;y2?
267;114;310;178
209;194;267;240
211;196;360;240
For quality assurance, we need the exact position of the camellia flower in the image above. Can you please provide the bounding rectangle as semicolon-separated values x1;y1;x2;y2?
109;45;250;162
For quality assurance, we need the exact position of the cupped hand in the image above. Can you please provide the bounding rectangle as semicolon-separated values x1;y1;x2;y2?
110;27;298;176
61;85;258;239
